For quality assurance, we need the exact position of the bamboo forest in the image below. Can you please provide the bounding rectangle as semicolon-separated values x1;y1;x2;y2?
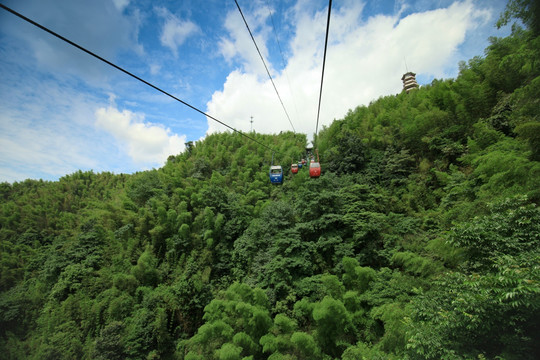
1;1;539;359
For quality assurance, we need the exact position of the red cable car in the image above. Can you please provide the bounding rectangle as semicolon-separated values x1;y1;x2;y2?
309;149;321;178
309;161;321;178
291;163;299;174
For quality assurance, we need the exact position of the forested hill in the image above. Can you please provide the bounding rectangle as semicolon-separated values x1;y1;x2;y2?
1;10;540;360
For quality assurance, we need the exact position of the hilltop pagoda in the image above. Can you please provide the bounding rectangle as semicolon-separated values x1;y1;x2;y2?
401;72;419;93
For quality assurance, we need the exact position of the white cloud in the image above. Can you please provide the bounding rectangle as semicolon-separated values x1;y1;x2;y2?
206;0;494;140
0;35;182;182
149;63;161;75
112;0;130;12
95;105;186;165
0;0;143;82
156;7;199;57
206;70;282;134
218;6;273;77
394;0;409;17
0;69;112;182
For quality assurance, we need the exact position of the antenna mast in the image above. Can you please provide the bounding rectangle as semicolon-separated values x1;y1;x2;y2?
404;56;409;72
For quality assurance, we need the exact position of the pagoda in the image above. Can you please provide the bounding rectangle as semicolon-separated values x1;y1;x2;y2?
401;72;419;93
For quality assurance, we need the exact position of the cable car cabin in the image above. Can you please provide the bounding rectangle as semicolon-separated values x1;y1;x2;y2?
302;158;306;166
291;163;299;174
309;161;321;178
269;165;284;184
298;162;303;169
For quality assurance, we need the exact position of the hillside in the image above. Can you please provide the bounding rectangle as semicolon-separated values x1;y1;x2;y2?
1;7;540;360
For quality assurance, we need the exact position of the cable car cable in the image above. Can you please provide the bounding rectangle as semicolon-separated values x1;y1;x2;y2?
234;0;296;133
315;0;332;138
0;2;277;154
263;0;301;125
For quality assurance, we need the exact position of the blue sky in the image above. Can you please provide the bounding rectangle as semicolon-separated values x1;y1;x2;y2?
0;0;511;182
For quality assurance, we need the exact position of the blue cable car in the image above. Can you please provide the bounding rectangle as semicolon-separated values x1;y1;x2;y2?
269;165;283;184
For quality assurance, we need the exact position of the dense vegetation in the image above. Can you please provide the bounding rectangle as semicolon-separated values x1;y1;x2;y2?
1;3;539;359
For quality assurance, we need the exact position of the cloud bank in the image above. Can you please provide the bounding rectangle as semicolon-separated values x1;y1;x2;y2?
95;105;186;165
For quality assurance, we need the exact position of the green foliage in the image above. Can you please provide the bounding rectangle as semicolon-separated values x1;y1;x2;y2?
93;321;126;360
324;129;368;174
342;341;393;360
127;170;162;206
406;198;540;359
498;0;540;35
390;251;443;277
468;139;540;201
312;296;353;357
371;303;408;353
515;120;540;160
406;259;540;359
342;257;376;293
259;314;321;359
183;283;271;359
449;196;540;269
131;248;160;287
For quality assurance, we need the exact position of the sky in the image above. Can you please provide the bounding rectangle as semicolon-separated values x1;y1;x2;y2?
0;0;512;182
